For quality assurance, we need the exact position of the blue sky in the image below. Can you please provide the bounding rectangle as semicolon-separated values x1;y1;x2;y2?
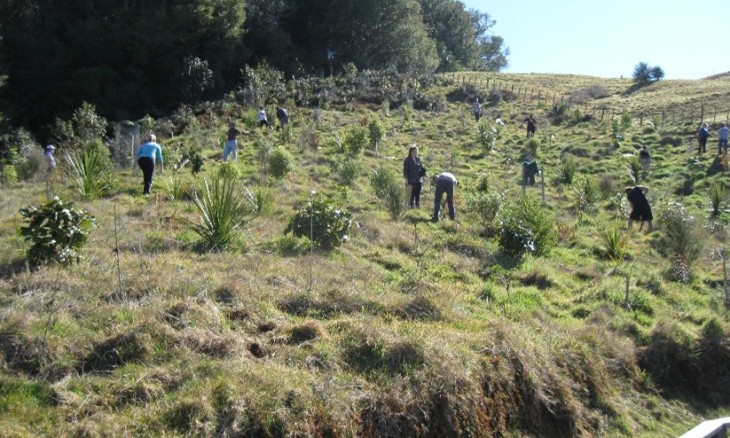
461;0;730;79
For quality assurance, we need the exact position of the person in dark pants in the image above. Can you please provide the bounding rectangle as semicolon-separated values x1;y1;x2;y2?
524;114;537;138
276;107;289;130
135;133;164;195
625;186;653;232
697;123;711;154
432;172;458;222
403;145;426;208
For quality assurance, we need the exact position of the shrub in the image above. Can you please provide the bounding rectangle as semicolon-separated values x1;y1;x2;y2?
18;197;96;266
331;158;360;186
217;161;241;180
15;147;45;181
549;103;568;124
498;195;556;260
467;191;503;232
344;125;369;156
285;194;352;249
185;177;248;250
476;122;497;153
657;202;703;277
268;146;294;180
65;141;115;199
369;167;397;198
368;118;385;151
526;138;539;158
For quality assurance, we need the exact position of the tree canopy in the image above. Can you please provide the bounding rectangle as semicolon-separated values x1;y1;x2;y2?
0;0;509;134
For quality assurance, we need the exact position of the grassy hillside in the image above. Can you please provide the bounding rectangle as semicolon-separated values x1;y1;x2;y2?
1;72;730;437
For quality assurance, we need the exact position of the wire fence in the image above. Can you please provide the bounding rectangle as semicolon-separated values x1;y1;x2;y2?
438;72;730;127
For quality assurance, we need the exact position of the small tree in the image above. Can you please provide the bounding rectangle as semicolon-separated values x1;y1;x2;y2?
368;118;385;153
18;197;96;266
269;146;294;180
285;194;352;249
633;62;664;84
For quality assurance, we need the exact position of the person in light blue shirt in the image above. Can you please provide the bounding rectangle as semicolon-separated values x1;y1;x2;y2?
718;123;729;154
135;133;164;195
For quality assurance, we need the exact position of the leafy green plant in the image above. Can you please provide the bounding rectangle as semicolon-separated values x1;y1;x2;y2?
183;148;204;175
18;197;95;266
467;191;503;233
344;125;369;156
285;194;352;249
526;138;539;158
369;167;397;198
185;177;248;250
217;161;241;180
574;176;598;222
708;182;726;217
65;141;115;199
164;173;191;201
498;195;556;260
597;221;629;262
331;158;360;186
268;146;294;180
620;111;632;131
558;155;577;185
476;122;496;153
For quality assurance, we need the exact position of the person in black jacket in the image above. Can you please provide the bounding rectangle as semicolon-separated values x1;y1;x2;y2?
403;145;426;208
625;186;653;232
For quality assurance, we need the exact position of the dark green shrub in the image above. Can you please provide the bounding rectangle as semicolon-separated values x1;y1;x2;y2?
268;146;294;180
369;166;405;219
345;125;369;156
368;118;385;151
18;197;96;266
285;194;352;249
467;191;503;232
476;122;496;153
498;195;556;260
558;155;577;185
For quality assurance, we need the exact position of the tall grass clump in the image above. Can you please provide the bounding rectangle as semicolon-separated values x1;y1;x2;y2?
574;176;599;222
597;221;629;262
626;156;643;184
244;186;275;216
185;177;248;250
657;202;704;281
558;155;576;185
65;141;115;199
708;182;726;217
498;195;556;261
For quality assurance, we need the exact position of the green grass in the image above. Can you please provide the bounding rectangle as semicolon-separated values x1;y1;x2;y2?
1;72;729;436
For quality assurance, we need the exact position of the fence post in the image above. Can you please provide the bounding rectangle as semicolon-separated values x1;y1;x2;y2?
639;113;643;126
662;110;665;125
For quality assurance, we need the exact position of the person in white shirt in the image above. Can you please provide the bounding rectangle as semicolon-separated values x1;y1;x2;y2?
432;172;458;222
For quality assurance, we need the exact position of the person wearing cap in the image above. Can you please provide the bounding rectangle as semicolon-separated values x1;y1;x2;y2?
223;121;240;161
135;133;164;195
258;106;272;129
403;145;426;208
625;185;653;232
432;172;458;222
44;145;56;172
